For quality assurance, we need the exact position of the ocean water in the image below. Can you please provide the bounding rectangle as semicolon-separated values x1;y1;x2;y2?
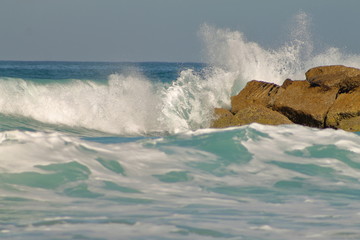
2;14;360;240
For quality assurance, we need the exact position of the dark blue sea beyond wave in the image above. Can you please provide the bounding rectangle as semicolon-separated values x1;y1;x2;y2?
0;61;205;82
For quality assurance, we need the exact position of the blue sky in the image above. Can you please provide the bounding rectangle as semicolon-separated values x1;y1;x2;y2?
1;0;360;62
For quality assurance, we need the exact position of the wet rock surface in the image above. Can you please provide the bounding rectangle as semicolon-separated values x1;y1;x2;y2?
212;65;360;131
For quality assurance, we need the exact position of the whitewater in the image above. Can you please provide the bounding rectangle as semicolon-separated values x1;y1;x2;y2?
1;12;360;239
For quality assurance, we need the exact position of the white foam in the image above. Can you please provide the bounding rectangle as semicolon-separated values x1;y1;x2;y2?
200;11;360;91
0;73;163;135
2;125;360;239
0;68;234;135
160;67;236;132
242;124;360;183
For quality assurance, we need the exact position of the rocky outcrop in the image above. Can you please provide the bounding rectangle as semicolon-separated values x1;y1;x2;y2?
273;79;338;128
305;65;360;89
211;105;292;128
231;80;279;114
233;106;293;126
211;108;239;128
212;65;360;131
326;90;360;131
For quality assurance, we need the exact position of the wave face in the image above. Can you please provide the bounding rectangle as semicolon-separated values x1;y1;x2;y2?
1;125;360;239
0;71;217;135
0;67;233;135
1;13;360;136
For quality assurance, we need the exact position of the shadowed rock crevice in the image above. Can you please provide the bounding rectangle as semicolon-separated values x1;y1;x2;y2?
211;65;360;132
273;106;323;128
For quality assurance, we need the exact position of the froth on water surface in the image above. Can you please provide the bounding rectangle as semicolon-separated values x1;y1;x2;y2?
1;124;360;239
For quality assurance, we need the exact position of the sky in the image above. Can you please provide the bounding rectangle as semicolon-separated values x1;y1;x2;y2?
1;0;360;62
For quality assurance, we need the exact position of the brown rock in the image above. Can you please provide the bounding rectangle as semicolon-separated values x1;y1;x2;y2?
211;106;292;128
231;80;279;114
337;116;360;132
211;65;360;131
211;108;237;128
273;80;338;128
306;65;360;90
281;79;293;89
306;65;360;81
326;90;360;131
233;105;293;126
339;75;360;93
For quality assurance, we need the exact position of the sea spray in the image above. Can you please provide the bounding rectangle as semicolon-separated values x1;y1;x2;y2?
160;67;236;132
0;74;162;135
0;68;234;135
200;12;360;93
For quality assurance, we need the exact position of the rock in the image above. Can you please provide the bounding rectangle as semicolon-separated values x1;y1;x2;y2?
281;78;293;89
211;108;238;128
306;65;360;90
273;79;338;128
233;105;293;126
231;80;279;114
211;65;360;132
306;65;360;81
339;75;360;93
337;116;360;132
326;90;360;130
211;106;292;128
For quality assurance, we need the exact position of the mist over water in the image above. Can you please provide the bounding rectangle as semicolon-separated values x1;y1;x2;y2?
0;12;360;136
201;12;360;87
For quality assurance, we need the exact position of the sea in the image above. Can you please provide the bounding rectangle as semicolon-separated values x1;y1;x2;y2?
2;17;360;240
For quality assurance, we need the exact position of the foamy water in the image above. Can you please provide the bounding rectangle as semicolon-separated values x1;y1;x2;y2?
1;125;360;239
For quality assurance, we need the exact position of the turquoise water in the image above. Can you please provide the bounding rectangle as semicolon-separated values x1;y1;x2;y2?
2;123;360;239
1;61;360;240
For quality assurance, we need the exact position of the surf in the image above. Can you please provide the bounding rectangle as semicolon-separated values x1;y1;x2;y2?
1;124;360;239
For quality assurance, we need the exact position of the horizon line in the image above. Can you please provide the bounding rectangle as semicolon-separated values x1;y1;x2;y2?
0;59;206;64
